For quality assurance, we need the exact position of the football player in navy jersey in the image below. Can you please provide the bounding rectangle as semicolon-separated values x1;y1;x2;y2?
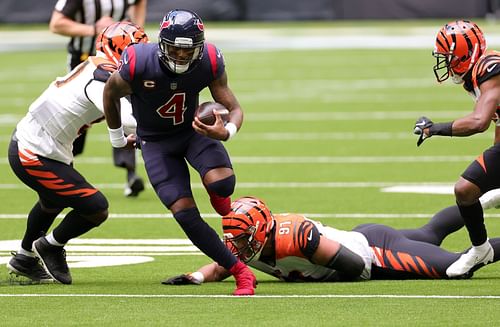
103;9;255;295
413;20;500;277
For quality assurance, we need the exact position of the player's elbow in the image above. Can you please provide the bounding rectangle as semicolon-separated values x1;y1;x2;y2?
472;119;491;133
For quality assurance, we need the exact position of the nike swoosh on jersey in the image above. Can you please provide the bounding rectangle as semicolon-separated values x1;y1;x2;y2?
487;64;498;73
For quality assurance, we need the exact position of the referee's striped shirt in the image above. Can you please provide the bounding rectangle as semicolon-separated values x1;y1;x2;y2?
54;0;140;69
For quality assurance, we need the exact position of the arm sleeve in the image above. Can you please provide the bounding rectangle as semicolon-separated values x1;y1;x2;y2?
475;54;500;86
297;220;321;260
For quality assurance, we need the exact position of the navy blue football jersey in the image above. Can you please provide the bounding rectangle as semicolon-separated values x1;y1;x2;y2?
118;42;225;140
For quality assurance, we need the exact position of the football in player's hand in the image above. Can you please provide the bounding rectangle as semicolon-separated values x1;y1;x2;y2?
195;102;229;125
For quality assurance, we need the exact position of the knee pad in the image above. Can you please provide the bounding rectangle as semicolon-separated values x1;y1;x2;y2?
206;175;235;198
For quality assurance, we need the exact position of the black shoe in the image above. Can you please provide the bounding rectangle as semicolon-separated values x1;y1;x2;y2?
6;251;53;282
32;237;72;285
124;176;145;197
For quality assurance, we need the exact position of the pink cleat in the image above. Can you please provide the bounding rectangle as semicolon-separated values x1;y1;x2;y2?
229;261;256;296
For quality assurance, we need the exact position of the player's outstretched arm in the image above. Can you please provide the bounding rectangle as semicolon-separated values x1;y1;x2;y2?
162;262;231;285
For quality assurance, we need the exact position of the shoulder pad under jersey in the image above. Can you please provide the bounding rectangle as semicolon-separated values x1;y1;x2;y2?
473;51;500;87
93;61;118;82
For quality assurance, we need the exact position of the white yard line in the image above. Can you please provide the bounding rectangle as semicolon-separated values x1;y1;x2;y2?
0;293;498;299
0;156;480;165
3;27;500;52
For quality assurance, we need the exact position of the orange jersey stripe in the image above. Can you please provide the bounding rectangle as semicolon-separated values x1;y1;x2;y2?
397;252;419;272
414;256;439;278
18;150;42;167
372;246;386;268
25;169;58;179
385;250;403;271
56;188;98;197
476;154;487;173
38;179;75;190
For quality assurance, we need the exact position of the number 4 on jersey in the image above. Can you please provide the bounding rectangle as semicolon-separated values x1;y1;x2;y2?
156;93;186;125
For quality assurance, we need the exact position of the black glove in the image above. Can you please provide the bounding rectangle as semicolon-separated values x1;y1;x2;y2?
413;116;434;146
161;274;201;285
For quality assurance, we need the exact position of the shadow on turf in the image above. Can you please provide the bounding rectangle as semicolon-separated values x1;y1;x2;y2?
0;273;55;286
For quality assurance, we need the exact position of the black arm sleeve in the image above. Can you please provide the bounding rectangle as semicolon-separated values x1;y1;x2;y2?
325;244;365;281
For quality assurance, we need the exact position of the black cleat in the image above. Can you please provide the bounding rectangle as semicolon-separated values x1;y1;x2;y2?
6;252;53;283
32;237;72;285
124;176;145;197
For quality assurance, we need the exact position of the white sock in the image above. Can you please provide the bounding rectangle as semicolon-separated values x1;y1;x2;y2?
474;239;490;251
46;232;65;247
18;248;35;257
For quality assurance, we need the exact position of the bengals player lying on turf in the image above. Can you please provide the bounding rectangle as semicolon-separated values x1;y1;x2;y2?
163;197;500;285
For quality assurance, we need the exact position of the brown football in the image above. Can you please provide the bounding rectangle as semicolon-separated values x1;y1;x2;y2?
195;102;230;125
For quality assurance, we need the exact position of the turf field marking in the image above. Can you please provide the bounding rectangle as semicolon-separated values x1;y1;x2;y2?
0;181;462;189
2;213;500;219
0;111;471;127
0;155;481;164
0;294;498;299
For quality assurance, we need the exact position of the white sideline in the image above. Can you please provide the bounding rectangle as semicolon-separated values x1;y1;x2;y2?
0;293;498;299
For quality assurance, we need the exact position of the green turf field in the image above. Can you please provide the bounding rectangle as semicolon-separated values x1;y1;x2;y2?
1;21;500;326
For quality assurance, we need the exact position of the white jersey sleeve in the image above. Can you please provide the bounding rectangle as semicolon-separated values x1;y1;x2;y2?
86;80;136;136
14;57;126;164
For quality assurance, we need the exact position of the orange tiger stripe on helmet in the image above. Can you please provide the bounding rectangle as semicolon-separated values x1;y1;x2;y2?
95;21;149;65
433;20;486;82
222;196;274;263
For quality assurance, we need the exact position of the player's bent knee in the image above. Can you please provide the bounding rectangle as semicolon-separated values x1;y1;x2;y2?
82;209;109;226
81;192;109;225
455;182;481;204
206;175;235;198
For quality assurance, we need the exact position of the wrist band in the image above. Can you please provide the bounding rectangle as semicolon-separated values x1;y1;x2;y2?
224;122;237;141
108;126;127;148
429;121;453;136
190;271;205;284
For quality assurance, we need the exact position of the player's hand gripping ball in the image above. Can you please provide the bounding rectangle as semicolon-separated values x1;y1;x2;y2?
195;102;229;125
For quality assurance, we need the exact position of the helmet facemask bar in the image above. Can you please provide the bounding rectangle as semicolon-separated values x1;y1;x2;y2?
224;223;263;263
432;42;456;83
159;37;203;74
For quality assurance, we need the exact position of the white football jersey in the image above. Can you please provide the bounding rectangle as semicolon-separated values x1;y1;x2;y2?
248;214;373;282
15;56;136;165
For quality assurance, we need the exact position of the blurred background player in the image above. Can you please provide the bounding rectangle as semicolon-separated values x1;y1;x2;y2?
7;22;148;284
49;0;148;197
103;9;255;295
163;196;500;285
413;20;500;277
